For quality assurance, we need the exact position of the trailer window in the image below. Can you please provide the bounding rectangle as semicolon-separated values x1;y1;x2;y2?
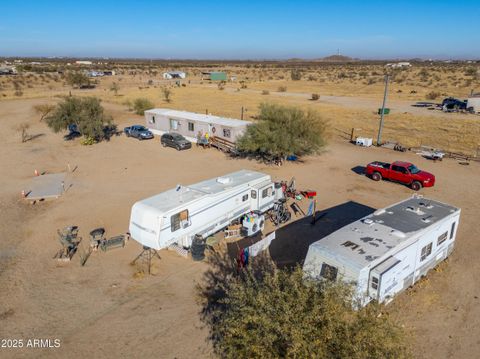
149;115;155;124
420;242;433;261
223;128;231;138
251;190;257;199
171;209;190;232
188;122;194;132
437;231;448;246
371;276;379;290
242;194;249;202
261;187;272;198
450;222;456;239
320;263;338;281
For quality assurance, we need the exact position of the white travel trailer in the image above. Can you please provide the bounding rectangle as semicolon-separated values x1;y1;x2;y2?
303;196;460;306
129;170;281;250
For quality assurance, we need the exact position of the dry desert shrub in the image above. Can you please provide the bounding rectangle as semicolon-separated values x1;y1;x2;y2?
426;91;441;100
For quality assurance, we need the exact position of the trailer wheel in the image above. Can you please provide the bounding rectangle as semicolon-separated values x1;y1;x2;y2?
411;181;422;191
372;172;382;181
176;145;181;151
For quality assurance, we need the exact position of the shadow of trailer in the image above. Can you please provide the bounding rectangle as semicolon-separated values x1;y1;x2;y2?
269;201;376;268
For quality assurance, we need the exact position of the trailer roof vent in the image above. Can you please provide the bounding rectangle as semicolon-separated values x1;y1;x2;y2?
421;215;433;223
419;201;433;209
373;209;386;216
363;218;374;225
217;177;231;184
406;206;425;216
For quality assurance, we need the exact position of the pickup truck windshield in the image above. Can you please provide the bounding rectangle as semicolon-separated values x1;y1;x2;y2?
408;164;420;174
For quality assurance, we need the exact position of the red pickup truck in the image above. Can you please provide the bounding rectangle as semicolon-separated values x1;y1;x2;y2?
365;161;435;190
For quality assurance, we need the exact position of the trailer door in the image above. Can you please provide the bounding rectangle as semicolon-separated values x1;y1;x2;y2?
258;184;275;212
251;180;273;211
369;256;401;302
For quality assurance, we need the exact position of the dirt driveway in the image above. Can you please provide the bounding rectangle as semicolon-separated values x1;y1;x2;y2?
0;98;479;358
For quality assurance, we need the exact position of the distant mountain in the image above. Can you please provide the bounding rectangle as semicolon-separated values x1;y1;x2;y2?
318;55;356;62
286;55;357;63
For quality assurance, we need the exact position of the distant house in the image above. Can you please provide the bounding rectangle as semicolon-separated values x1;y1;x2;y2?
75;60;93;65
201;71;227;81
144;108;251;143
385;62;411;69
0;66;17;75
163;71;186;80
467;94;480;113
87;70;104;77
103;70;116;76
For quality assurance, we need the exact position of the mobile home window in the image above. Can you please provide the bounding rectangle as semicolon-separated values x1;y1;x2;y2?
251;190;257;199
320;263;338;281
450;222;456;239
169;119;178;130
371;276;379;290
242;194;249;202
437;231;448;246
171;209;190;232
223;128;231;138
149;115;155;124
420;242;433;261
188;122;195;132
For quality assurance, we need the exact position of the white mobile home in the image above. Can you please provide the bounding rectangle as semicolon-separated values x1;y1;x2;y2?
144;109;251;143
129;170;281;250
163;71;186;79
303;196;460;306
467;94;480;113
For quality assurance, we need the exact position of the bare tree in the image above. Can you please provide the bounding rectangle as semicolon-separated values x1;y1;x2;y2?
110;82;120;96
17;123;30;143
33;104;55;122
161;86;172;102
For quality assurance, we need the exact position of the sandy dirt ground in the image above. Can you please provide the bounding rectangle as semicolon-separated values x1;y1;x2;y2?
1;98;480;358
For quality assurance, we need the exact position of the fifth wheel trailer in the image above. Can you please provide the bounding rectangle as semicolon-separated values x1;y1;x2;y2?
303;196;460;306
129;170;283;250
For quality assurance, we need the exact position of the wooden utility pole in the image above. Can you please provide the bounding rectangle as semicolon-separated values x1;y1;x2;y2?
377;74;390;146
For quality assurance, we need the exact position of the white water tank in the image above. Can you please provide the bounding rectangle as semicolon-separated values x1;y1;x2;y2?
356;137;373;147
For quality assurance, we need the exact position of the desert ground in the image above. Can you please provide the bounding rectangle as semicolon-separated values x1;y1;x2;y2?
1;61;480;358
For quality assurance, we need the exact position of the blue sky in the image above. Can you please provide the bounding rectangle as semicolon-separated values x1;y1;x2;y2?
1;0;479;59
